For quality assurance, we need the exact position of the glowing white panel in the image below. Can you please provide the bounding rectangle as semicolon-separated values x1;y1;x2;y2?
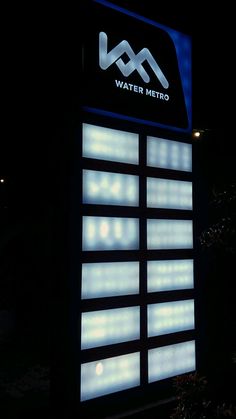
83;170;139;206
147;178;192;210
82;262;139;299
81;352;140;401
148;300;195;337
147;219;193;249
82;216;139;251
148;341;196;382
83;123;139;164
147;137;192;172
147;259;194;292
81;307;140;349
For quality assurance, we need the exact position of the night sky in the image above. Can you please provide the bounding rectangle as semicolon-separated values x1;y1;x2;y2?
1;2;235;417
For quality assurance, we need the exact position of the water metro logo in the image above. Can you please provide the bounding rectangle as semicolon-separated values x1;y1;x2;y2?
99;31;169;88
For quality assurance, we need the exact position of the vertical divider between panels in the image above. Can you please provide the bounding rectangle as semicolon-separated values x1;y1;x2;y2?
139;132;148;386
78;123;83;402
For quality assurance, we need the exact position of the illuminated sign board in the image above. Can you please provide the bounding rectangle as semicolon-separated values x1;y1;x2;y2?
82;0;192;132
74;1;195;415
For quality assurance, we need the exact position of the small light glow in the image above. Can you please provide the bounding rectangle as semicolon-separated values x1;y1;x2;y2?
147;259;194;292
193;131;201;138
147;219;193;249
83;170;139;206
148;341;196;382
81;306;140;349
147;178;192;210
81;352;140;401
82;216;139;251
82;261;139;299
148;299;195;337
82;123;139;164
0;179;4;183
95;362;103;376
147;136;192;172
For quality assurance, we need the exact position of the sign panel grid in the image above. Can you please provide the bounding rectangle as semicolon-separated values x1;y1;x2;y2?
80;123;195;401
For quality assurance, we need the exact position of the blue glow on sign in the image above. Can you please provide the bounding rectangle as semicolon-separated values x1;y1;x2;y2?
148;341;196;382
82;261;139;299
147;137;192;172
82;216;139;251
83;123;139;164
83;170;139;207
81;352;140;401
147;259;194;292
148;299;195;337
147;178;192;210
81;307;140;349
147;219;193;250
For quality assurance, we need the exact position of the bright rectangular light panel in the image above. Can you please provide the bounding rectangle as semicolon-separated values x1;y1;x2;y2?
147;259;194;292
81;307;140;349
81;352;140;401
147;178;192;210
83;170;139;207
83;123;139;164
148;341;196;383
82;216;139;251
147;137;192;172
148;299;195;337
82;262;139;299
147;219;193;249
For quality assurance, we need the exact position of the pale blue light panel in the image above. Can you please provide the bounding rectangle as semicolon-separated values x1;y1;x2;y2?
147;137;192;172
81;352;140;401
82;262;139;299
147;178;192;210
148;341;196;382
83;123;139;164
82;216;139;251
81;307;140;349
83;170;139;206
147;219;193;249
148;299;195;337
147;259;194;292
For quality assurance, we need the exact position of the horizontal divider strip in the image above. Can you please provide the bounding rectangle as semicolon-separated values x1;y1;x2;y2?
82;205;193;219
82;158;140;175
147;330;196;349
81;249;194;262
80;339;142;364
80;295;141;312
80;290;195;312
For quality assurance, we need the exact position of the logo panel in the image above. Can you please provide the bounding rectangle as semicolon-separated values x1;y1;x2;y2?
82;2;190;131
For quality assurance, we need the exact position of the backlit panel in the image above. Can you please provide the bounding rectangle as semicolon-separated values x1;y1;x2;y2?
147;137;192;172
148;341;196;382
147;219;193;249
82;262;139;299
81;307;140;349
82;216;139;251
147;259;194;292
148;300;195;337
83;123;139;164
147;178;192;210
83;170;139;206
81;352;140;401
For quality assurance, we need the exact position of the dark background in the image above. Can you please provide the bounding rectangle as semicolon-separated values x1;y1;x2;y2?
1;1;235;418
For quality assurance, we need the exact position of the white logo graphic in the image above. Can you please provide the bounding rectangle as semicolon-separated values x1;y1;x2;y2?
99;32;169;88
